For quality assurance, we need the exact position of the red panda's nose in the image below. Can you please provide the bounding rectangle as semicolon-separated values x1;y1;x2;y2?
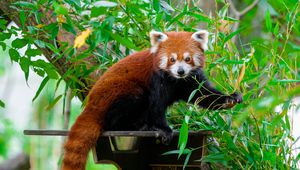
177;68;185;75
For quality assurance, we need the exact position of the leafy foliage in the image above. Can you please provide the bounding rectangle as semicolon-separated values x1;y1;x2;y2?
0;0;299;169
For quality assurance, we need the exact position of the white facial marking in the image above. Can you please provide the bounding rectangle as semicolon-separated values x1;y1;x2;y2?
159;55;168;69
171;53;177;60
183;52;190;59
150;46;158;53
169;61;192;79
193;53;201;66
191;30;209;51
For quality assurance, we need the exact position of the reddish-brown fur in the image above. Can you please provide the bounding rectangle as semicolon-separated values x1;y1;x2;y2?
62;50;155;170
62;32;205;170
154;32;205;68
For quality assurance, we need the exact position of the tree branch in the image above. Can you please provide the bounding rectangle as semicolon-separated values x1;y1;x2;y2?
227;0;260;43
240;0;260;16
0;0;96;100
228;0;260;17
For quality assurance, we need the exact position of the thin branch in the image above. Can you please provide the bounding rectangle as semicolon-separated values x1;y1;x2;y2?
228;0;260;17
227;0;260;43
0;0;95;101
63;88;72;130
228;0;239;16
240;0;260;16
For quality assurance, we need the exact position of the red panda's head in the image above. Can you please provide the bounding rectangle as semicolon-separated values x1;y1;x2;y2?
150;30;208;79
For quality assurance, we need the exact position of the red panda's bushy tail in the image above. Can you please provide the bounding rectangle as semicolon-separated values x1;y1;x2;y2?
62;105;104;170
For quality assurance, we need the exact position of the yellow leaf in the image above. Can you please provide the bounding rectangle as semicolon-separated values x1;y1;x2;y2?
57;14;65;23
74;29;92;49
36;24;45;28
234;62;246;91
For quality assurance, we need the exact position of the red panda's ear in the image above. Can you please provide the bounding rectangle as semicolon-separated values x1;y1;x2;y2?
191;30;209;51
150;30;168;53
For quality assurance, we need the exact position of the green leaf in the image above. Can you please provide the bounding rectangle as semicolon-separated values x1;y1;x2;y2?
20;10;26;29
91;7;107;17
32;59;59;79
223;132;237;150
178;118;189;158
273;23;279;35
223;27;245;45
162;149;190;155
109;32;140;50
9;49;21;62
0;42;6;51
53;2;68;15
270;79;300;84
93;1;117;7
45;94;62;111
51;25;59;39
62;23;76;35
199;153;226;163
14;1;37;10
34;40;46;48
38;0;48;5
187;12;211;23
224;60;244;65
11;38;28;49
187;89;197;103
33;68;45;77
153;0;160;11
25;49;42;57
265;10;272;32
183;151;192;170
45;42;60;54
19;57;31;81
0;33;11;41
44;67;59;79
32;76;49;101
0;19;8;30
0;100;5;108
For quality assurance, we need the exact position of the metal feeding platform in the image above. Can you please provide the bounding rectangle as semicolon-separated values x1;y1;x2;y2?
24;130;212;170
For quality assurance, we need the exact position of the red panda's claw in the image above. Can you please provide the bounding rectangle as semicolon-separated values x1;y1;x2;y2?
230;92;243;104
161;130;173;145
224;92;243;108
150;126;173;145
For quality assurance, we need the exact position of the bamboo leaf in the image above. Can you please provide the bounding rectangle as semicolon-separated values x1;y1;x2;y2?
265;10;272;32
32;76;50;102
178;118;189;158
53;2;68;15
11;38;28;49
109;32;140;50
234;62;246;90
0;100;5;108
153;0;160;12
187;89;198;103
183;151;192;170
223;27;245;45
20;10;26;29
162;149;190;155
19;57;31;81
25;49;42;57
45;95;63;111
9;49;21;62
13;1;37;10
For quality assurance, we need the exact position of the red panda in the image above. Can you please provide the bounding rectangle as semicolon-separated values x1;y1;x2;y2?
62;30;242;170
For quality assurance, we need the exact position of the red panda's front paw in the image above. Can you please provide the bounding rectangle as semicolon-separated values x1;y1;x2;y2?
224;92;243;108
150;126;173;145
160;128;173;145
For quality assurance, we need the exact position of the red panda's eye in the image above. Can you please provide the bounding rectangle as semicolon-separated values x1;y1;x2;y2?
185;57;191;62
170;58;176;62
